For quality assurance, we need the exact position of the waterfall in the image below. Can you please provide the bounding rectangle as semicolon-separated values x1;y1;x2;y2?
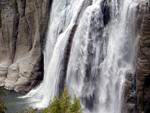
66;1;139;113
21;0;140;112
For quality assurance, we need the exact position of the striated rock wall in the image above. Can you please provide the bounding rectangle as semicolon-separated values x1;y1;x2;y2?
137;2;150;113
0;0;51;92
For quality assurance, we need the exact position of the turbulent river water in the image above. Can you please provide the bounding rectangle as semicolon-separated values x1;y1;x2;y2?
21;0;142;113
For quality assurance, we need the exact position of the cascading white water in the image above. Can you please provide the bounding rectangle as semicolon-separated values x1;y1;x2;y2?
21;0;140;112
96;1;138;113
66;1;139;113
21;0;88;108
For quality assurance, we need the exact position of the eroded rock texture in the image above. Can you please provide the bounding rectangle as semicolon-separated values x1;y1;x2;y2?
0;0;50;92
137;2;150;113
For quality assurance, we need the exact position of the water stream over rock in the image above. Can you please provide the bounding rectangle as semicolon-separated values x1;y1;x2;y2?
22;0;141;113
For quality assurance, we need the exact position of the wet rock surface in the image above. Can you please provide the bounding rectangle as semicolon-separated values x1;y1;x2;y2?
123;1;150;113
136;2;150;113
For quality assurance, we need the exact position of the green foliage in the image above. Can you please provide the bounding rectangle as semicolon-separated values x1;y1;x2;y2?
0;88;6;113
42;98;61;113
70;99;81;113
42;88;82;113
0;99;6;113
22;108;37;113
24;88;82;113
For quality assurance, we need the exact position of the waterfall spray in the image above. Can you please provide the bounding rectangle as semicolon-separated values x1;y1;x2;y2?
21;0;140;113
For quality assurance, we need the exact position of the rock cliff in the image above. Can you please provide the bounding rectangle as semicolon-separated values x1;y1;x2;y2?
0;0;50;92
0;0;150;112
124;2;150;113
137;2;150;113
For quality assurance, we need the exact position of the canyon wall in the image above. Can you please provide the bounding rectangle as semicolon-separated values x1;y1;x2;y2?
0;0;150;113
0;0;51;92
137;2;150;113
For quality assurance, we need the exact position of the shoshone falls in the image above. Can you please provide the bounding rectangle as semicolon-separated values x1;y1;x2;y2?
21;0;144;113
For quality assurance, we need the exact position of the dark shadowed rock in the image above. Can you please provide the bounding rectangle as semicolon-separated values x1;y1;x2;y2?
136;2;150;113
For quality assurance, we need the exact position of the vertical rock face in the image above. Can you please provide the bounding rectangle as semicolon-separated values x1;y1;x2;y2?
0;0;50;92
137;2;150;113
